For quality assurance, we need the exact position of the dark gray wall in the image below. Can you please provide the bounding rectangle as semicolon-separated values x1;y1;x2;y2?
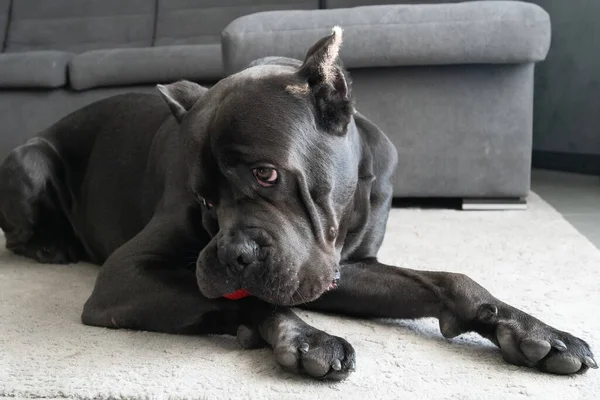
530;0;600;156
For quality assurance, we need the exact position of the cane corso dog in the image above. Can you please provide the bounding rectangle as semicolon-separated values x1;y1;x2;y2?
0;28;596;379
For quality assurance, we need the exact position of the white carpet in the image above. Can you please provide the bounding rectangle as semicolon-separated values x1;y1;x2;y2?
1;193;598;399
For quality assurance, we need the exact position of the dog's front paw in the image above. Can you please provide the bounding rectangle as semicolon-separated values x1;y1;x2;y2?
273;326;356;380
495;320;596;374
473;304;597;374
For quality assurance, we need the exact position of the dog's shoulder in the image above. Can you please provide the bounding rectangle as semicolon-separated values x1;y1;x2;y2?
354;112;398;182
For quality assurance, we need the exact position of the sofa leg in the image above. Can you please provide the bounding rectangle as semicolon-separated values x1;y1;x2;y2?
461;198;527;211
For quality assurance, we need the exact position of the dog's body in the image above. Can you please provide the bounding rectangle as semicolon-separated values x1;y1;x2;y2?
0;29;596;379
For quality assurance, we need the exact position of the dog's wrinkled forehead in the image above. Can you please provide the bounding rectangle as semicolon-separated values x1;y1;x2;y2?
211;69;320;167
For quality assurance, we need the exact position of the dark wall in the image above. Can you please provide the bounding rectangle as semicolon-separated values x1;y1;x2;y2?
528;0;600;174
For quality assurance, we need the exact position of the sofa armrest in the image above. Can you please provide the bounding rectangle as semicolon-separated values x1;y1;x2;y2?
222;1;551;74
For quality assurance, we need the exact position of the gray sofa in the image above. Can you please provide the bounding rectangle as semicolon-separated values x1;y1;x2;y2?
0;0;551;201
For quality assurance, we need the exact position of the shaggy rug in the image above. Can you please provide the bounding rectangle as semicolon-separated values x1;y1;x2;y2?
0;193;598;399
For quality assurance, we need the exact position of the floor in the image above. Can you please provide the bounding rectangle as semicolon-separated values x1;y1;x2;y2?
531;169;600;248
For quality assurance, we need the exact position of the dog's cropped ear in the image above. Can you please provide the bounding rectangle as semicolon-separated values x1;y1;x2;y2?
298;26;353;135
157;80;208;123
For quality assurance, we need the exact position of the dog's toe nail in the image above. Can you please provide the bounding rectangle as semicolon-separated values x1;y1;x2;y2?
552;339;567;351
347;360;356;371
584;356;598;369
299;343;309;354
332;359;342;371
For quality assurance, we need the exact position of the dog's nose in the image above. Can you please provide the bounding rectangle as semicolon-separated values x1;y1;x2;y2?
226;233;259;272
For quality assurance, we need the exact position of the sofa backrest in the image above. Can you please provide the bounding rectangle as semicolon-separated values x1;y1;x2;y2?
325;0;465;7
1;0;468;53
4;0;155;52
154;0;319;46
2;0;320;52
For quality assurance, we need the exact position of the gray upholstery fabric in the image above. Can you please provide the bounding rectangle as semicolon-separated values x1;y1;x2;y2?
69;45;223;91
0;51;72;88
155;0;319;46
222;1;551;74
0;0;10;49
0;86;157;161
350;64;535;197
325;0;463;7
5;0;155;52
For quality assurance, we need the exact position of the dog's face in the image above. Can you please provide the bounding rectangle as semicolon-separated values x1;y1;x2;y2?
158;28;357;305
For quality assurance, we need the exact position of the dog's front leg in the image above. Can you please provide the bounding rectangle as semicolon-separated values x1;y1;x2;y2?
303;260;597;375
238;302;356;380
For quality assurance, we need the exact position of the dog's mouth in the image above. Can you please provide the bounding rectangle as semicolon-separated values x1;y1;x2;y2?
222;274;340;301
327;269;340;291
326;275;339;291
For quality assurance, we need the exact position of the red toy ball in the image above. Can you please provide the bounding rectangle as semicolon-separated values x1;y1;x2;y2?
223;289;251;300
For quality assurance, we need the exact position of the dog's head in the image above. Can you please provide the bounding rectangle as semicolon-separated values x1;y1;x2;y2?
157;28;359;305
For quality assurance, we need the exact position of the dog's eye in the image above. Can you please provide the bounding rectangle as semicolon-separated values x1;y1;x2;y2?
253;167;278;187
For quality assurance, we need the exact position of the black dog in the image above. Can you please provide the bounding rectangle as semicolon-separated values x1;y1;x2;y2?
0;28;596;379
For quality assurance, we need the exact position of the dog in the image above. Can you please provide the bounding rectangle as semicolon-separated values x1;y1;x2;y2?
0;28;596;379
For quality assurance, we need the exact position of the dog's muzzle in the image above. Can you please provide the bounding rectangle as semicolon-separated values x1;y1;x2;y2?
222;269;341;301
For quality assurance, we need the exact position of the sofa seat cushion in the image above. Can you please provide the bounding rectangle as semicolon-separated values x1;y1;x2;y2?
69;45;224;90
0;51;73;88
222;1;551;74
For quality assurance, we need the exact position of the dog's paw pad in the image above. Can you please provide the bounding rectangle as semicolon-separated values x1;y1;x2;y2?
542;353;582;375
274;347;300;369
236;324;266;349
520;338;551;363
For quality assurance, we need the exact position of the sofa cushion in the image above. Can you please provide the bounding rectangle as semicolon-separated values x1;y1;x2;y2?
222;1;551;74
0;51;73;88
69;45;223;90
155;0;319;46
5;0;155;52
0;0;10;49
